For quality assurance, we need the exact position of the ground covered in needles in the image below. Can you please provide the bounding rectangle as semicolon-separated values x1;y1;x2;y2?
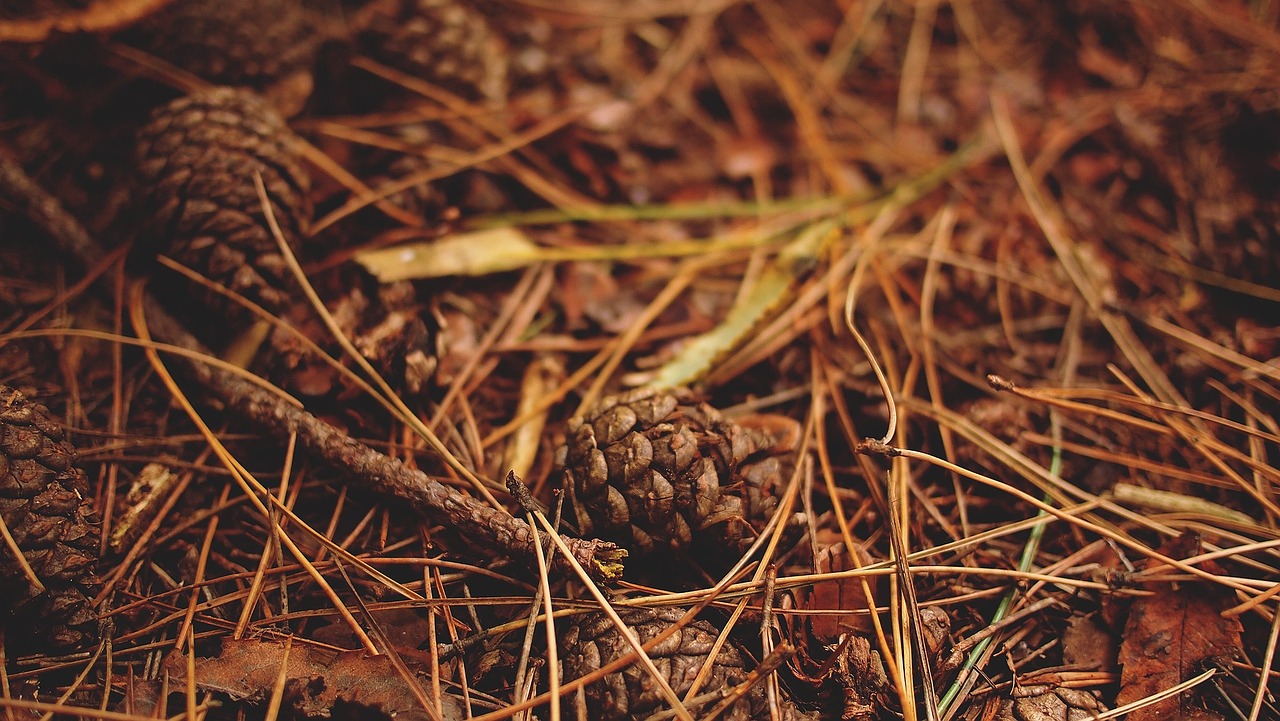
1;0;1279;719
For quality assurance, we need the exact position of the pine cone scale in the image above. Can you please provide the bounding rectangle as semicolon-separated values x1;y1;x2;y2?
592;403;638;445
604;432;650;487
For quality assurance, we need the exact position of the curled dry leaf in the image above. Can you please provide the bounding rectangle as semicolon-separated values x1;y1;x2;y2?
790;634;890;721
107;461;176;553
918;605;952;659
356;227;542;282
504;354;563;481
1002;685;1108;721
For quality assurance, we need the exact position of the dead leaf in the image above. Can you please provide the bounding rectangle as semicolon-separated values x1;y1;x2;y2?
311;608;436;663
1061;613;1117;673
504;355;563;481
356;227;542;281
164;638;464;721
108;462;177;553
1111;484;1251;525
797;542;878;644
1116;532;1243;721
651;219;834;388
559;261;647;334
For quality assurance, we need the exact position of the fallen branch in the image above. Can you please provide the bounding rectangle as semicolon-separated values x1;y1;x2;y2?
0;152;625;582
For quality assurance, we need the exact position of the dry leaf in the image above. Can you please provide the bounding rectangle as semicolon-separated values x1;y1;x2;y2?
164;638;464;721
651;220;834;388
356;227;542;281
797;542;878;644
504;355;563;480
833;635;890;721
108;462;177;553
1111;483;1251;525
559;261;648;333
1005;686;1107;721
1116;532;1243;721
1061;613;1117;673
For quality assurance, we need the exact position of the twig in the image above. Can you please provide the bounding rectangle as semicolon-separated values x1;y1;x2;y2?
0;151;625;582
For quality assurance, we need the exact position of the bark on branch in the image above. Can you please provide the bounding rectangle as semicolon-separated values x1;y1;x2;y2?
0;152;625;582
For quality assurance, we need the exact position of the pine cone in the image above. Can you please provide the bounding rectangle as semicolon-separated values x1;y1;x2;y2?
360;0;507;101
0;384;100;651
560;607;810;721
132;87;312;319
558;387;788;557
122;0;321;115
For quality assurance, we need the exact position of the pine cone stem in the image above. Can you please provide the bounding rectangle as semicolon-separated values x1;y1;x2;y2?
2;152;625;583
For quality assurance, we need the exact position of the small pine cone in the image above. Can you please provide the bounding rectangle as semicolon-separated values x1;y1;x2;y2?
123;0;321;114
133;87;312;318
361;0;507;101
0;385;100;651
560;607;810;721
558;387;787;557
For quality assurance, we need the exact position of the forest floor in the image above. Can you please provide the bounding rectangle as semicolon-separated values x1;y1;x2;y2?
2;0;1279;719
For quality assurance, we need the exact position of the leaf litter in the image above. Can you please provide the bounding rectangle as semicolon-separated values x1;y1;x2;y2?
161;637;466;721
1;0;1279;720
1115;533;1245;721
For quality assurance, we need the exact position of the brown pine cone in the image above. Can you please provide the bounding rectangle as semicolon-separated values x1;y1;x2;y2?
560;607;812;721
122;0;321;115
0;384;100;651
558;387;790;557
132;87;312;320
360;0;507;101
